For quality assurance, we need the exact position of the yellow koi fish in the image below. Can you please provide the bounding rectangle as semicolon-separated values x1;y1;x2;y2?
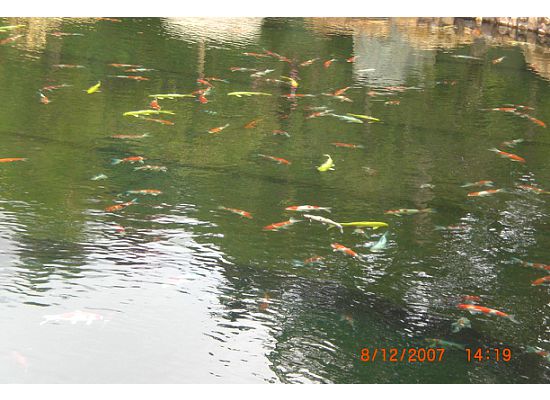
317;154;335;172
332;221;389;230
86;81;101;94
346;113;380;122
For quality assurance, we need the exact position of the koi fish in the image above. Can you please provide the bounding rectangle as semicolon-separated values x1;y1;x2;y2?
385;100;401;105
259;293;270;311
299;58;319;66
148;94;195;99
317;154;335;172
488;148;526;163
228;92;272;97
111;156;145;165
0;34;23;45
96;17;122;22
197;78;213;87
138;117;174;125
488;107;517;112
149;98;161;110
109;75;149;81
511;257;550;272
242;52;270;58
457;304;518;323
332;142;364;149
346;113;380;122
204;77;228;83
38;91;50;104
467;189;506;197
197;94;208;104
85;81;101;94
125;189;162;196
229;67;258;72
384;208;434;216
323;93;353;102
451;55;482;60
285;205;331;213
90;174;108;181
331;243;359;258
329;114;364;124
0;158;27;163
251;69;275;78
501;138;524;148
40;310;105;325
304;214;343;233
208;124;230;134
425;339;466;350
368;231;389;252
420;183;435;189
532;276;550;286
0;25;25;32
306;110;332;119
53;64;85;69
517;185;550;195
461;180;494;188
304;256;324;264
257;154;291;165
263;218;301;231
125;68;154;73
124;110;175;117
334;222;389;230
105;198;138;212
524;115;546;128
134;165;167;172
324;58;337;68
111;133;150;139
109;63;142;68
461;295;481;304
41;83;72;91
491;56;506;64
272;130;291;138
50;32;84;37
333;86;351;96
280;76;298;88
346;56;358;63
451;317;472;333
525;347;550;362
218;206;253;219
244;119;260;129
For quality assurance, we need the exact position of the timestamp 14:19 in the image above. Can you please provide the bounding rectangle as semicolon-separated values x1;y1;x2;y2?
465;348;512;362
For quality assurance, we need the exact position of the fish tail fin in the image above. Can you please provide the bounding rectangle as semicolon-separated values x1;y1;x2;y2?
111;158;122;165
289;217;301;224
508;315;520;324
460;183;472;187
131;198;138;204
324;207;332;213
488;148;500;153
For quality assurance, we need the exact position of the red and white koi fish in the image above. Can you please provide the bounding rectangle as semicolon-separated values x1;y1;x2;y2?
501;138;524;148
532;276;550;286
105;198;138;213
511;257;550;272
517;185;550;195
272;130;291;138
0;158;27;163
112;156;145;165
461;180;494;188
219;206;253;219
41;83;71;91
109;63;142;68
299;58;319;67
285;205;332;213
40;310;106;325
109;75;149;81
346;56;358;63
257;154;291;165
124;68;155;73
457;304;518;323
324;58;337;68
332;142;364;149
208;124;229;134
488;148;526;163
263;50;292;63
304;256;324;264
331;243;360;258
263;218;301;231
323;93;353;102
467;189;506;197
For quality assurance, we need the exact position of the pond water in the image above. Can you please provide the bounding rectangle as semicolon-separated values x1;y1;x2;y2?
0;17;549;383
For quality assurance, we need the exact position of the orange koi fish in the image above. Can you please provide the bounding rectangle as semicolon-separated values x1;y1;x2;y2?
511;257;550;272
105;198;138;212
111;156;145;165
332;142;364;149
532;276;550;286
324;58;337;68
304;256;324;264
219;206;253;219
488;148;526;163
0;158;27;163
333;86;351;96
517;185;550;195
139;117;174;125
524;115;546;128
457;304;518;323
109;63;141;68
331;243;360;258
244;119;260;129
299;58;319;66
263;218;300;231
285;205;331;213
257;154;291;165
467;189;505;197
208;124;229;134
38;91;50;104
149;98;161;110
197;78;213;87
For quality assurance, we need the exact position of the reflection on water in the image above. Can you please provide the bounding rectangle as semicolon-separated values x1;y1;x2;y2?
0;17;549;383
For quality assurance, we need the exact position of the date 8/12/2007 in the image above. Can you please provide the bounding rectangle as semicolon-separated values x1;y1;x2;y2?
360;348;446;363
